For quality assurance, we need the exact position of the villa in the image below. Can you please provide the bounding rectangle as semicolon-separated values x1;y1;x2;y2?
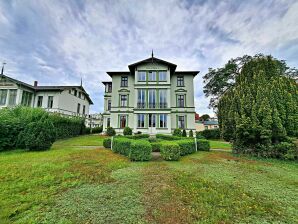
102;54;198;135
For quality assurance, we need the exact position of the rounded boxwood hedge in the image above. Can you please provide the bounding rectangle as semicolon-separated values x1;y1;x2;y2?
129;140;152;161
123;127;133;136
160;142;181;161
112;138;132;156
103;138;111;148
197;139;210;151
106;127;116;136
177;139;196;156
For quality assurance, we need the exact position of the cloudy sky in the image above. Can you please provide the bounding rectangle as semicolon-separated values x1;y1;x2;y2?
1;0;298;115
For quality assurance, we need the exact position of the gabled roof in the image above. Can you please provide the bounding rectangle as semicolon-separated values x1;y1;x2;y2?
0;74;93;104
128;56;177;73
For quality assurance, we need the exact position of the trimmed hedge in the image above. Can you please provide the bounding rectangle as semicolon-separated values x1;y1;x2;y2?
112;138;131;156
197;129;220;139
151;142;162;152
160;142;181;161
103;138;111;148
189;130;194;137
177;139;196;156
92;126;103;133
173;128;182;136
123;127;132;136
156;134;181;141
124;134;150;140
182;129;187;137
106;127;116;136
129;140;152;161
197;139;210;151
196;132;206;139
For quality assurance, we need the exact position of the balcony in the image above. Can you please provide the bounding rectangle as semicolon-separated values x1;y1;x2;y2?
137;102;145;109
159;102;167;108
148;103;156;108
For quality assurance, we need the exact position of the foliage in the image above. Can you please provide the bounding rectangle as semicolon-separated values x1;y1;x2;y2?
103;138;111;148
197;139;210;151
200;114;210;121
151;142;162;152
106;127;116;136
209;140;232;150
84;127;91;134
160;142;181;161
217;55;298;159
123;134;150;140
182;129;187;137
189;130;194;137
198;129;221;139
195;132;206;139
92;126;103;133
123;127;133;136
23;119;56;151
129;140;152;161
173;128;182;136
156;134;181;141
112;138;132;156
177;139;196;156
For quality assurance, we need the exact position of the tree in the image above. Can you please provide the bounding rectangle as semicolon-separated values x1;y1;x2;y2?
200;114;210;121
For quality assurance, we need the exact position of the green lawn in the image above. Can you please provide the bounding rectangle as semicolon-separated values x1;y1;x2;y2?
53;134;106;147
0;137;297;223
209;139;232;150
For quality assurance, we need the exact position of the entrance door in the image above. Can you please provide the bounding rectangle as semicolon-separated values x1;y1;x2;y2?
148;114;156;134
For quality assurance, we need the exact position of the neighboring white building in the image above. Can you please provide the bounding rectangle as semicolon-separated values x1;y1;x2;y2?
0;74;93;116
85;113;103;128
102;55;199;135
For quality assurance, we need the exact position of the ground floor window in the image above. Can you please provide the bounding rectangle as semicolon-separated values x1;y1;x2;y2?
137;114;145;128
107;118;110;127
8;90;17;106
0;89;7;105
120;115;127;128
178;115;185;129
159;114;167;128
149;114;156;127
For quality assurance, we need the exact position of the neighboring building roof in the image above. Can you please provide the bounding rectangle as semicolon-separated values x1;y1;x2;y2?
195;120;218;125
1;74;93;104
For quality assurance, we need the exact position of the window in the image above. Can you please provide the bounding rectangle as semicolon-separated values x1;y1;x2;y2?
37;96;43;107
177;95;185;107
177;76;184;86
105;83;112;93
121;76;128;87
178;116;185;129
148;71;156;81
137;89;145;108
137;114;145;128
149;114;156;127
74;89;77;96
47;96;53;108
79;92;82;98
107;118;111;127
120;95;127;107
0;89;7;105
8;90;17;106
77;103;81;114
138;71;146;81
159;114;167;128
159;89;167;108
148;89;156;108
107;100;111;111
21;91;32;107
159;71;167;81
83;105;86;115
120;115;127;128
69;89;71;94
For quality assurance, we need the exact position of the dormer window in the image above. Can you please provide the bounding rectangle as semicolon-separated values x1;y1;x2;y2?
159;71;167;81
138;71;146;81
148;71;156;81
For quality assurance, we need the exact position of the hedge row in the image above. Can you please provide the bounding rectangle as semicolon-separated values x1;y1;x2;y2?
197;129;221;139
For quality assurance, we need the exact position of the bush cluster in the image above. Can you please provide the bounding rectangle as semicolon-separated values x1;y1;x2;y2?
106;127;116;136
92;126;103;134
177;139;196;156
173;128;182;136
197;139;210;151
197;129;220;139
156;134;182;141
129;140;152;161
103;138;111;148
123;127;132;136
112;138;132;156
160;142;181;161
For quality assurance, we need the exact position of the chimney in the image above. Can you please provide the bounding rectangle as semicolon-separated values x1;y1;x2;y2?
34;81;38;87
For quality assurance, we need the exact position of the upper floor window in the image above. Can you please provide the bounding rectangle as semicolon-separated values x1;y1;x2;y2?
159;71;167;81
105;83;112;93
177;95;185;107
77;103;81;114
48;96;53;108
74;89;77;96
79;92;82;98
121;76;128;87
148;90;156;108
177;76;184;86
107;99;111;111
120;95;128;107
137;89;145;108
69;89;71;94
37;96;43;107
83;105;86;115
148;71;156;81
138;71;146;81
159;89;167;108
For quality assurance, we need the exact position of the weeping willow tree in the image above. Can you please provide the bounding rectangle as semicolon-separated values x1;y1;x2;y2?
217;55;298;159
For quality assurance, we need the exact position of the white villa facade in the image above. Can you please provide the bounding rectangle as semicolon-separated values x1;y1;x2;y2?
0;74;93;116
102;56;198;135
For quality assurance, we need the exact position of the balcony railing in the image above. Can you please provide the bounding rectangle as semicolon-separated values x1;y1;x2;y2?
137;102;168;109
148;103;156;108
159;102;167;108
137;102;145;108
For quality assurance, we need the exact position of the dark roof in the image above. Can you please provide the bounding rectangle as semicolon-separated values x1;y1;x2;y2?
106;71;130;77
175;71;200;76
128;56;177;73
102;81;112;85
1;74;93;104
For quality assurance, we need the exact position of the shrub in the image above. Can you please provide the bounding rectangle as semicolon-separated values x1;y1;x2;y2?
196;132;206;139
84;127;91;134
125;134;150;140
197;139;210;151
106;127;116;136
151;142;162;152
177;139;196;156
156;134;181;141
273;142;297;160
198;129;221;139
148;136;157;142
112;138;132;156
23;119;56;151
103;138;111;148
123;127;132;136
182;129;187;137
92;126;103;133
160;142;180;161
189;130;194;137
129;140;152;161
173;128;182;136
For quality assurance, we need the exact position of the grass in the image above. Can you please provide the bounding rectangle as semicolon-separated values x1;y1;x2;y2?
0;136;297;223
53;134;106;147
209;139;232;150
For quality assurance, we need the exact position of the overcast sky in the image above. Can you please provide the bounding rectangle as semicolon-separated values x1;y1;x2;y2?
1;0;298;115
